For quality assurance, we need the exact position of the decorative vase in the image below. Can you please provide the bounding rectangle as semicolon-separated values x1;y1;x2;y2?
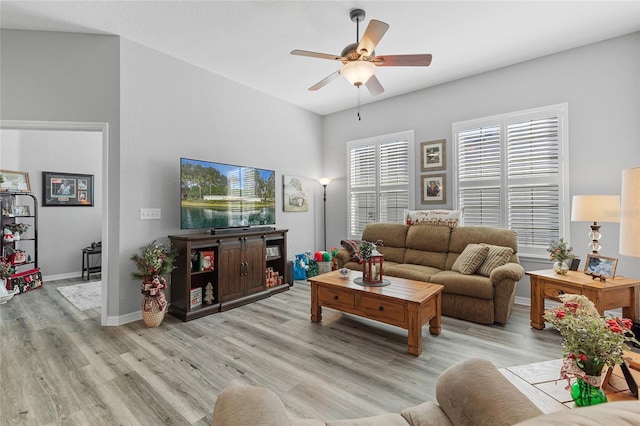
141;293;166;328
571;377;607;407
553;260;569;274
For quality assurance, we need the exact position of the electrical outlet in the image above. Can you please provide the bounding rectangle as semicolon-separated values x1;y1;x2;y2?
140;208;161;220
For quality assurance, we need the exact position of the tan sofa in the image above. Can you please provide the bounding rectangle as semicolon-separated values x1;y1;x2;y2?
335;223;525;324
212;358;640;425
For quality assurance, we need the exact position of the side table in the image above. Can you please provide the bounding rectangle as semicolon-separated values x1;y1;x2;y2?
82;246;102;280
527;269;640;330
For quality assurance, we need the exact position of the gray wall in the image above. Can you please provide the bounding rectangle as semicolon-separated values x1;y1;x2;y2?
322;32;640;299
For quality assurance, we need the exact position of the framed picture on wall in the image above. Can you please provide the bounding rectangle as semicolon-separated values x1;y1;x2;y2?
42;171;94;207
421;174;446;204
283;175;309;212
420;139;446;171
0;170;31;192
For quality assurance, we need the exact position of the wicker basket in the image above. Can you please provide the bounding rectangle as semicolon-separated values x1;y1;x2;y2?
141;296;165;328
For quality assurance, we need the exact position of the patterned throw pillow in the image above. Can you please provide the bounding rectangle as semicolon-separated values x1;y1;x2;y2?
341;239;364;263
451;244;490;275
476;244;514;277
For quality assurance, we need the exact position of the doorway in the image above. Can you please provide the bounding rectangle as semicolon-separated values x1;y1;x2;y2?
0;120;109;325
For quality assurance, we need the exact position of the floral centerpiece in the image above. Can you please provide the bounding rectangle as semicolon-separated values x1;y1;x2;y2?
544;294;639;406
131;241;177;326
546;238;575;274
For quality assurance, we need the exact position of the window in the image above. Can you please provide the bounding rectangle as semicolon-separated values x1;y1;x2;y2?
347;130;415;238
452;104;569;258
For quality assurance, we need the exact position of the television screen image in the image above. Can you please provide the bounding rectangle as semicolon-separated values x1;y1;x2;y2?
180;158;276;230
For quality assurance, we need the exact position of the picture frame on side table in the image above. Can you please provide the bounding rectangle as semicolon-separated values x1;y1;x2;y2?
584;254;618;281
12;205;31;216
0;170;31;192
420;139;446;171
421;174;446;204
42;171;94;207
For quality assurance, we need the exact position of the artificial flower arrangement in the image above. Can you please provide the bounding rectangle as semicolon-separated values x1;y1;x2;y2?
131;241;177;312
0;257;15;279
546;238;575;263
543;294;639;405
6;223;29;234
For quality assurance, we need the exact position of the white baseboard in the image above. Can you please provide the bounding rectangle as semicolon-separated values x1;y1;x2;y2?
105;311;142;326
44;271;83;281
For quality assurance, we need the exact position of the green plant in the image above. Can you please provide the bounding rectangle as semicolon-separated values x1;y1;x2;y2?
543;294;639;372
131;241;177;280
546;238;575;263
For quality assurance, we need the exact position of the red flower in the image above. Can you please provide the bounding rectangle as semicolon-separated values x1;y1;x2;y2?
579;353;588;362
555;310;566;319
564;302;579;313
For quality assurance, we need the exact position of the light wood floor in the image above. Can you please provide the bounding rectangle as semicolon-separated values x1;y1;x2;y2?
1;277;569;425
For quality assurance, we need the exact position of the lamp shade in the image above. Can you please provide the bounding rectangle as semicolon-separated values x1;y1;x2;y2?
318;178;332;186
570;195;620;223
620;167;640;257
341;61;375;86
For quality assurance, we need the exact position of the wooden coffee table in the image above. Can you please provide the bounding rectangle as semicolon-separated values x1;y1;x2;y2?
501;353;640;413
309;270;444;356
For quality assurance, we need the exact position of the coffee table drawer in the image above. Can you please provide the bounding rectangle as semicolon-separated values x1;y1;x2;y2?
543;282;581;301
361;296;406;323
318;287;355;310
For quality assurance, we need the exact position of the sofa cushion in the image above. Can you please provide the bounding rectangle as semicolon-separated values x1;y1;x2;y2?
513;401;640;425
385;264;442;282
361;223;410;249
401;401;453;426
476;244;514;277
429;270;495;299
451;244;489;275
405;209;461;228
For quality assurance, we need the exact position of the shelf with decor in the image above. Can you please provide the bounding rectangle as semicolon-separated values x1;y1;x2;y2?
1;192;38;273
168;229;290;321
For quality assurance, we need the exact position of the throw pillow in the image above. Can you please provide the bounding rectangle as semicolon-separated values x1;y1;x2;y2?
451;244;490;275
341;239;363;263
476;244;514;277
404;209;461;227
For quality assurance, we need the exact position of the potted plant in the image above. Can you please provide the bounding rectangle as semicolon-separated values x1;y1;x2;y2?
131;240;177;327
544;294;639;406
546;238;575;274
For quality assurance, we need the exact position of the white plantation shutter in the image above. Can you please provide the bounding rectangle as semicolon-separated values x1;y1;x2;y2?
453;104;569;258
348;131;414;238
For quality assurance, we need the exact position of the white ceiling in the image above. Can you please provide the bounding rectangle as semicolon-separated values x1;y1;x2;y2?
2;1;639;116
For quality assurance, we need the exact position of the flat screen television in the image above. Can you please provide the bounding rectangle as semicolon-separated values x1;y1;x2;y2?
180;157;276;230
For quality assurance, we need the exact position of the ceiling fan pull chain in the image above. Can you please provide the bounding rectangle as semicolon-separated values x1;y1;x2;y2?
357;87;362;121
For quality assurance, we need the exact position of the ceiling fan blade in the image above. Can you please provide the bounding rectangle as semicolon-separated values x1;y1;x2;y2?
308;70;341;91
357;19;389;57
291;49;345;61
365;75;384;96
373;54;433;67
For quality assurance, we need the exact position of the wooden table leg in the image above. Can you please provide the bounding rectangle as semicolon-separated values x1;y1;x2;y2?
622;285;639;322
310;281;322;323
428;293;441;335
407;304;422;356
530;276;545;330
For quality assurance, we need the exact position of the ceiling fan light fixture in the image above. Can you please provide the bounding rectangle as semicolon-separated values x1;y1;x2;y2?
341;61;375;87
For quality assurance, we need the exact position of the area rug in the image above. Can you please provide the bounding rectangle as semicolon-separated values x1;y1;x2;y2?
57;281;101;311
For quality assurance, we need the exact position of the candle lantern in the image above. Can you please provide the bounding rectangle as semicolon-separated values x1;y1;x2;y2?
362;254;384;284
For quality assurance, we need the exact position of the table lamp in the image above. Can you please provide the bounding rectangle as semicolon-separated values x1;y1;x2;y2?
620;167;640;258
571;195;620;254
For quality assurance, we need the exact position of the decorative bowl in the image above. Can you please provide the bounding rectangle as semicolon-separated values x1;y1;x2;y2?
338;268;350;278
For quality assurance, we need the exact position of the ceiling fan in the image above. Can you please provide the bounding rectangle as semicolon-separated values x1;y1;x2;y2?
291;8;432;95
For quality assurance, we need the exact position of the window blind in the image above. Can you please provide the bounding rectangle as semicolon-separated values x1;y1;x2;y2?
453;104;569;258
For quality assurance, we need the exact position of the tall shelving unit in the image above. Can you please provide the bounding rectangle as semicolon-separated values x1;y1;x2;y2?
1;192;38;272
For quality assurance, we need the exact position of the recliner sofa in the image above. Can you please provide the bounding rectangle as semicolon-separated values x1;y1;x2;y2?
335;223;525;324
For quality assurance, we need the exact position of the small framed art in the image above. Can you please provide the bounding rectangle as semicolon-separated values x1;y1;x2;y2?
12;205;31;216
421;174;446;204
584;254;618;280
42;171;94;207
0;170;31;192
420;139;446;171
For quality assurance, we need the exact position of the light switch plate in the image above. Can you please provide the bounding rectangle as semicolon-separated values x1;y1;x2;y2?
140;208;161;220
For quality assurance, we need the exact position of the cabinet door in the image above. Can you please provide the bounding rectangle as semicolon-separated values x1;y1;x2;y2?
244;238;266;295
218;240;243;302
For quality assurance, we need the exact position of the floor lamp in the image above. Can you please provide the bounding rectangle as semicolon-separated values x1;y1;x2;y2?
571;195;620;254
318;178;332;251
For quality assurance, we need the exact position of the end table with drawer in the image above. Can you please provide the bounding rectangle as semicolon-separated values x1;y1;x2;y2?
527;269;640;330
